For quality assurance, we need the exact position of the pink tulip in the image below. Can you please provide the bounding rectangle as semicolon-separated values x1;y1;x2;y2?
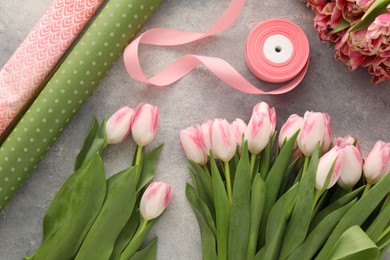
365;14;390;57
105;106;134;144
140;182;172;221
198;120;213;155
211;119;236;162
180;127;208;165
297;111;332;157
307;0;327;11
336;0;368;23
337;144;363;189
313;2;343;42
252;101;276;133
363;141;390;184
278;114;303;148
334;32;366;71
231;118;247;147
316;146;344;190
356;0;375;11
244;112;272;154
333;135;358;147
366;56;390;84
131;103;158;146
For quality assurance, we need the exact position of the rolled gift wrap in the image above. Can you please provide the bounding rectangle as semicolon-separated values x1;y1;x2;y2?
0;0;161;210
0;0;105;138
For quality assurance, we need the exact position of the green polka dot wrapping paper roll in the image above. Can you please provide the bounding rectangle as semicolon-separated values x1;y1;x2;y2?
0;0;161;210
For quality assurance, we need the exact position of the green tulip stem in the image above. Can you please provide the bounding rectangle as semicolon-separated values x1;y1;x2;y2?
224;161;233;203
313;188;321;209
362;183;372;197
120;217;149;260
134;145;143;186
250;153;256;176
302;156;310;178
203;165;211;175
379;225;390;242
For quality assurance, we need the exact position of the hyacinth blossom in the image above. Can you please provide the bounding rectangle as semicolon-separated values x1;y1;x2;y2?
181;101;390;260
305;0;390;84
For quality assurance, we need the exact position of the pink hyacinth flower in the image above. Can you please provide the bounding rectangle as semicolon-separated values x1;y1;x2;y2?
297;111;332;157
316;146;344;190
180;127;208;165
363;141;390;184
211;119;236;162
231;118;247;148
245;112;272;154
140;182;172;221
131;103;158;147
105;106;134;144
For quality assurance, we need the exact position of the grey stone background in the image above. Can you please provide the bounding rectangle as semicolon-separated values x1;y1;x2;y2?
0;0;389;259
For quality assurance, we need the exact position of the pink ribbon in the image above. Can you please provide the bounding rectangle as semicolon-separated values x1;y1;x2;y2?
123;0;310;95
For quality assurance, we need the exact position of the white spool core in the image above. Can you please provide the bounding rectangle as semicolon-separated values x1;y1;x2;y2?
263;34;293;63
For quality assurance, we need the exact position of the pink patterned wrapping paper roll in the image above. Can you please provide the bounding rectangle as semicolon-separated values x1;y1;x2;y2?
0;0;104;137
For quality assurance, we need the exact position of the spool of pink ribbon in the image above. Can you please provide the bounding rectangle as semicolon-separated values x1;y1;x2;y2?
123;0;310;95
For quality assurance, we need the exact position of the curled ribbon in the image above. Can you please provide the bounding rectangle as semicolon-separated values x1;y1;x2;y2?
123;0;309;94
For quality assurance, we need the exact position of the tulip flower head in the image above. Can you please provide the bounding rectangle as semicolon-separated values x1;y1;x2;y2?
278;114;303;148
297;111;332;157
333;135;359;148
198;120;213;156
337;144;363;189
140;182;172;221
180;127;208;165
316;146;344;190
231;118;247;148
245;112;272;154
131;103;158;147
252;101;276;133
211;119;236;162
105;106;134;144
363;141;390;184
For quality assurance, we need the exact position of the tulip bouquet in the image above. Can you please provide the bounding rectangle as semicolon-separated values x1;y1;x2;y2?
180;101;390;260
304;0;390;84
26;103;172;260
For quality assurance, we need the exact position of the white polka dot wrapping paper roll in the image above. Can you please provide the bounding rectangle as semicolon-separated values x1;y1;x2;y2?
0;0;161;210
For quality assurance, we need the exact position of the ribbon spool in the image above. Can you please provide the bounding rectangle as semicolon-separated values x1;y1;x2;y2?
124;0;310;95
246;19;309;84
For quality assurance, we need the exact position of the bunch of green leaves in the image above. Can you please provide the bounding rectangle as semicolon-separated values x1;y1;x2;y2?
25;117;164;260
186;131;390;260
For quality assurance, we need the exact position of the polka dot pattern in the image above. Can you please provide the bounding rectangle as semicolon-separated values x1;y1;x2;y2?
0;0;161;210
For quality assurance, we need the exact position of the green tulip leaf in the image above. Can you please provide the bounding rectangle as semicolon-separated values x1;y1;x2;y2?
316;173;390;260
228;141;251;260
366;199;390;242
129;238;158;260
349;0;390;32
110;206;141;260
278;156;300;198
186;184;218;260
258;131;298;248
26;154;107;260
287;199;356;260
210;151;230;260
74;118;107;170
188;160;214;204
327;225;379;260
259;132;277;178
333;18;350;33
280;144;321;259
137;144;164;192
75;166;138;260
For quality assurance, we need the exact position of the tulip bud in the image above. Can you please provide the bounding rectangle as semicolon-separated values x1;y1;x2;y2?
333;135;359;148
198;120;213;155
363;141;390;184
211;119;236;162
316;146;344;190
180;127;208;165
252;101;277;133
131;103;158;146
231;118;247;147
297;111;332;157
106;106;134;144
245;112;272;154
140;182;172;221
278;114;303;148
337;144;363;189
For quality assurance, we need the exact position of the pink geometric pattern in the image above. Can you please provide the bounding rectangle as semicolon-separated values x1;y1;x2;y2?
0;0;104;137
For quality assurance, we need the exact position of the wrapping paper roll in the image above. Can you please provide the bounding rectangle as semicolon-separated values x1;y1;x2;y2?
0;0;105;138
0;0;161;210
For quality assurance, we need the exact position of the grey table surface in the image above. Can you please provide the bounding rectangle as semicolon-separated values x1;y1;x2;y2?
0;0;389;259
